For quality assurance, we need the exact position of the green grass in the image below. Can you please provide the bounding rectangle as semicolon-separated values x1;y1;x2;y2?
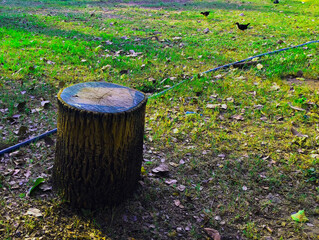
1;0;319;239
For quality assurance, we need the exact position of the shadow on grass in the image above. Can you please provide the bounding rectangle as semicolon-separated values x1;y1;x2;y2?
53;183;186;239
0;15;101;42
50;175;243;239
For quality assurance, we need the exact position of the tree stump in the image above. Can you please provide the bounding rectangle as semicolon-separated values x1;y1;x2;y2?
53;82;147;209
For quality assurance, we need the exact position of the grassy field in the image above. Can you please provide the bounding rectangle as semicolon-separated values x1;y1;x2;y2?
1;0;319;239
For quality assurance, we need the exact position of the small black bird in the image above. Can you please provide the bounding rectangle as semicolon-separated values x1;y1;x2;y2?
235;22;250;31
273;0;279;3
200;11;210;17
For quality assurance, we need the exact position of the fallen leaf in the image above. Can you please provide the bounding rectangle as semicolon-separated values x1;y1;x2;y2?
207;104;220;109
152;163;169;174
179;159;185;165
257;63;263;70
10;150;23;158
27;177;45;196
177;184;186;192
265;226;273;233
291;128;308;138
94;45;104;52
165;179;177;185
174;199;181;206
214;74;223;79
221;104;227;110
254;104;263;110
232;115;244;121
237;76;246;80
306;101;315;105
169;162;179;167
41;100;50;109
204;228;221;240
141;166;147;176
291;210;308;222
174;199;184;209
39;183;52;192
101;65;112;71
104;40;113;45
270;83;280;91
25;208;43;217
288;103;306;111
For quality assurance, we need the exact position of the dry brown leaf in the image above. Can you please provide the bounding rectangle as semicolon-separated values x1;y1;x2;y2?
204;228;221;240
232;114;244;121
288;103;306;111
152;163;169;174
41;100;51;109
165;179;177;185
221;104;227;110
25;208;43;217
291;128;308;138
270;83;280;91
169;162;179;167
207;104;220;109
174;199;181;206
177;184;185;192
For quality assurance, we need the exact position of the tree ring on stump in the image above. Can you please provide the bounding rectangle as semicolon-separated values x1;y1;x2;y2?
60;82;145;113
53;82;147;209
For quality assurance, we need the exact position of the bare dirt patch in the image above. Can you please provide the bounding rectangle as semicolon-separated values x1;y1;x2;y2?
286;76;319;92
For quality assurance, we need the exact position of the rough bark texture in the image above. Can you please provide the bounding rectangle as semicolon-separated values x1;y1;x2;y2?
53;83;147;209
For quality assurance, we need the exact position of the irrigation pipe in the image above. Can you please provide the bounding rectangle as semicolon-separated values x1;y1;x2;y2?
1;39;318;156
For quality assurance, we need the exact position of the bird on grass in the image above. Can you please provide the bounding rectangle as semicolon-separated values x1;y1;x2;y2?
235;22;250;31
274;0;279;4
200;11;210;17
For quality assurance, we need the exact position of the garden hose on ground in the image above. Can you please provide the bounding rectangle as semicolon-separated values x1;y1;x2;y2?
1;39;318;156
